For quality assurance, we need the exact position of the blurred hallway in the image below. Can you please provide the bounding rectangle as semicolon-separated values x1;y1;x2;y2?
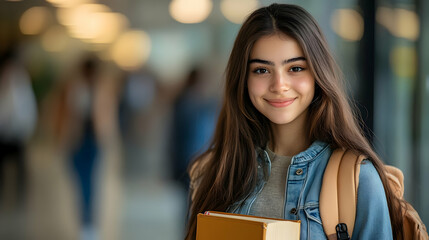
1;98;189;240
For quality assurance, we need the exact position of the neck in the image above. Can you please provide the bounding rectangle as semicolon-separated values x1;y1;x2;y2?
269;111;311;156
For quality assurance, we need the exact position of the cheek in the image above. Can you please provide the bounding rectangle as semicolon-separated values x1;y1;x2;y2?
295;78;315;98
247;78;268;97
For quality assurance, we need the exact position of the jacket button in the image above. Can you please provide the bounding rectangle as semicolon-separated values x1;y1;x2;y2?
290;208;297;215
295;168;303;175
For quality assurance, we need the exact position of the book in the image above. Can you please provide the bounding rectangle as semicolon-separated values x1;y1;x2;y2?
196;211;300;240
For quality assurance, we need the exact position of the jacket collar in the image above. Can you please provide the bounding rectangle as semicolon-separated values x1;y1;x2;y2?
256;140;329;165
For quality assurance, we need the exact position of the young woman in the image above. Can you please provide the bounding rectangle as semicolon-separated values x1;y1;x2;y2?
185;3;403;240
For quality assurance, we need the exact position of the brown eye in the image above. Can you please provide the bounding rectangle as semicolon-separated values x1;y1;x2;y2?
253;68;269;74
289;67;304;72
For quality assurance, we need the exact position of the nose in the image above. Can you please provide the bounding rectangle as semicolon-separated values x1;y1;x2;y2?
269;71;290;93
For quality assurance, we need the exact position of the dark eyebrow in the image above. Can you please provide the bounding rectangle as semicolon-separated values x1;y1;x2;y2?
248;59;274;65
248;56;306;65
283;56;306;64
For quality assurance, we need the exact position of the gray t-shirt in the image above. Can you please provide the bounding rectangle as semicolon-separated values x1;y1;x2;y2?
249;148;292;219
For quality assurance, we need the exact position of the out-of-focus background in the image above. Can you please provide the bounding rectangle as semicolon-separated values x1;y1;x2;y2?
0;0;427;239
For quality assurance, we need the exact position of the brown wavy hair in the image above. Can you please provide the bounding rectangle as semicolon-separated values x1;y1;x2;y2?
185;3;403;240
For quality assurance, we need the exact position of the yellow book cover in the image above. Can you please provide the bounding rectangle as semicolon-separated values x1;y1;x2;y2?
196;211;300;240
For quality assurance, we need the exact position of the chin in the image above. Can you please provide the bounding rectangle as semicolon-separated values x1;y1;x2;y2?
267;116;294;125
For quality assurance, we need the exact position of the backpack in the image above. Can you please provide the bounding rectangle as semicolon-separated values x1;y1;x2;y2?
320;149;429;240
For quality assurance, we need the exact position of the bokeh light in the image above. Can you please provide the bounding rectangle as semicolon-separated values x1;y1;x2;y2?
20;6;51;35
331;9;364;41
46;0;93;8
169;0;213;24
220;0;259;24
56;7;75;26
390;46;417;79
61;4;111;40
83;12;129;44
377;7;419;41
110;30;151;71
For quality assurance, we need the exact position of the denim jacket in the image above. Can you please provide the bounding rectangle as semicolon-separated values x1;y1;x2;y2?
226;141;393;240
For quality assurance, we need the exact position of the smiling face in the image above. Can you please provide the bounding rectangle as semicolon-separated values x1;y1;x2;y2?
247;33;315;127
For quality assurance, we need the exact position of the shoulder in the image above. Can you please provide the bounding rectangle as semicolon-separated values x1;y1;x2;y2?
358;161;390;214
358;160;384;191
353;160;393;239
357;160;388;201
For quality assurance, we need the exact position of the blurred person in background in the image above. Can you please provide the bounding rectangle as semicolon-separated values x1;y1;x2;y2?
34;54;124;240
70;56;100;239
46;55;103;240
0;45;37;211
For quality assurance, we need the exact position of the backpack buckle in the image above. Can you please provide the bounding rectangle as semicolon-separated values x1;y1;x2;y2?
336;223;350;240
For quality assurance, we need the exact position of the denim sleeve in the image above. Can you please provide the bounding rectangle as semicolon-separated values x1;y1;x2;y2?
351;160;393;240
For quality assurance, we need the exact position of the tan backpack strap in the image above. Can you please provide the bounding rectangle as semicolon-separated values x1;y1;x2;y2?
320;149;365;239
338;150;365;236
320;149;344;239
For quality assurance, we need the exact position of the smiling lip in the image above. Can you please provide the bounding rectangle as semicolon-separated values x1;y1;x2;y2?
266;98;296;107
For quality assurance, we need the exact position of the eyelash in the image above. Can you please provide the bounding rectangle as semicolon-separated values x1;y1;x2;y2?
253;68;269;74
289;66;305;72
251;66;306;74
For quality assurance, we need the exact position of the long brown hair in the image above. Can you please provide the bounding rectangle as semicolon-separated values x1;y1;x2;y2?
185;3;403;239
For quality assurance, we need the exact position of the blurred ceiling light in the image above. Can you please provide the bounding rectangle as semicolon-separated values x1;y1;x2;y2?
220;0;259;24
110;30;151;71
41;26;69;52
395;8;420;41
330;9;364;41
46;0;92;8
169;0;212;24
20;6;50;35
390;46;417;79
56;7;73;26
83;12;129;44
376;7;419;41
56;4;101;26
61;4;111;39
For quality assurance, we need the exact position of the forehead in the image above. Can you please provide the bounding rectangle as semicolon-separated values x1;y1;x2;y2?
250;33;304;60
